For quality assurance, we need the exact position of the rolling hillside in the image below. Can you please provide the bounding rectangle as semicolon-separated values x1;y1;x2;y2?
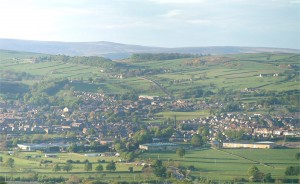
0;38;299;59
0;50;299;97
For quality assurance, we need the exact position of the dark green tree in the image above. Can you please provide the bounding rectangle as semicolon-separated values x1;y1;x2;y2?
68;143;79;153
263;173;273;183
152;160;166;178
106;160;116;172
191;134;203;147
295;153;300;160
285;166;300;176
84;162;93;171
114;143;123;152
248;165;263;182
132;129;152;144
95;164;104;172
53;164;61;172
176;148;186;158
62;163;73;172
4;158;14;168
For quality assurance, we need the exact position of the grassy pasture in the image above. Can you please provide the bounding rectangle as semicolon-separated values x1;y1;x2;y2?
0;152;145;182
0;148;298;181
1;51;299;96
140;148;299;180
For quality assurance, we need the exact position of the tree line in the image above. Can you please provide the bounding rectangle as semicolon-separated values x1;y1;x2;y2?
130;53;196;62
35;55;115;68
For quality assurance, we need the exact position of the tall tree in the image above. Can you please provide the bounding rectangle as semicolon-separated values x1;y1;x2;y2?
176;148;186;158
4;158;14;168
191;134;203;147
152;160;166;178
106;160;116;172
53;164;61;172
248;165;263;182
63;163;73;172
84;162;92;171
295;153;300;160
95;164;104;172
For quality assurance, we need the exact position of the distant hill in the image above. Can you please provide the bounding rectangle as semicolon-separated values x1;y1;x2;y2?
0;38;299;59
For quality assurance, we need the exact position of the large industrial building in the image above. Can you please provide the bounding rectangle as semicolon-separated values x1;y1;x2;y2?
17;143;69;152
139;143;179;151
222;141;275;149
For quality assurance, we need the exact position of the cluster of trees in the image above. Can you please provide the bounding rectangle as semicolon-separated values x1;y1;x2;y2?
52;160;117;173
36;55;115;68
1;70;38;81
151;159;167;177
67;142;109;153
1;157;14;168
176;148;186;158
246;165;299;182
0;174;65;184
0;81;29;94
247;165;273;182
53;163;73;172
119;91;139;101
131;53;195;62
180;88;205;99
191;134;204;147
285;166;300;176
224;129;246;141
22;79;82;108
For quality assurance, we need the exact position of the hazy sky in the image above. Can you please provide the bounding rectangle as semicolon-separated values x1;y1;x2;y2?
0;0;299;48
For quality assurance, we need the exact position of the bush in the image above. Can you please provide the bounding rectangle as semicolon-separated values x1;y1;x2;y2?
41;160;52;164
98;159;105;163
233;177;247;182
66;160;73;163
285;166;300;176
187;165;197;171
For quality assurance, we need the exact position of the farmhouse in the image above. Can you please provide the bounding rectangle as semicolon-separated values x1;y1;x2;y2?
139;143;179;151
222;141;275;149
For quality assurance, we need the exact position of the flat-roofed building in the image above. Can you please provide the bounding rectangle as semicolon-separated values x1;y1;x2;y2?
139;143;179;151
223;141;275;149
45;154;57;158
17;143;69;152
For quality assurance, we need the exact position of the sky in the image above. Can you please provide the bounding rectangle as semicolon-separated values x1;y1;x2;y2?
0;0;299;49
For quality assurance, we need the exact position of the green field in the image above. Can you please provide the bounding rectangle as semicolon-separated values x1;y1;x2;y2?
1;50;299;97
0;152;146;182
140;148;299;180
0;148;298;182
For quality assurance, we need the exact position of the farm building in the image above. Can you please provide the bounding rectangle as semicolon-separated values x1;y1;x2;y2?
84;153;100;157
17;143;48;151
45;154;57;158
222;141;275;149
139;143;179;151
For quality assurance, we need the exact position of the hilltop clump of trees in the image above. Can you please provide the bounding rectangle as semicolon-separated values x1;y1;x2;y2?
35;55;115;68
130;53;196;61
